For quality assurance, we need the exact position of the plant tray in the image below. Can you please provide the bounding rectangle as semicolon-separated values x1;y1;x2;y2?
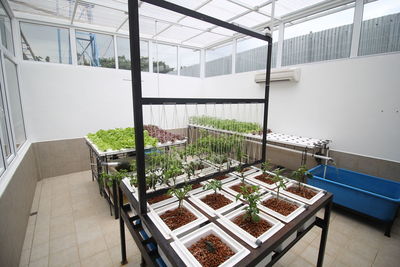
258;192;306;223
147;200;208;239
217;207;284;248
281;182;325;205
232;166;258;177
189;190;242;217
170;223;250;267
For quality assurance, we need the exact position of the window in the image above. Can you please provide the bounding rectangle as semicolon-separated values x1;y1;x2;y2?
20;22;71;64
283;8;354;66
206;43;232;77
153;43;177;74
116;37;149;71
0;84;11;159
180;47;200;77
4;57;26;149
236;33;277;73
0;2;13;54
359;0;400;56
76;31;115;68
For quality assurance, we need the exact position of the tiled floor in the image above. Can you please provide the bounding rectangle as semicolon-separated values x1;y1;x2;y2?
20;171;400;267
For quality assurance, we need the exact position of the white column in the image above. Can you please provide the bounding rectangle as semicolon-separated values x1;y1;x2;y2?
113;35;118;69
149;40;154;73
350;0;364;58
276;23;284;68
232;39;237;74
70;28;77;65
177;45;181;76
200;48;205;79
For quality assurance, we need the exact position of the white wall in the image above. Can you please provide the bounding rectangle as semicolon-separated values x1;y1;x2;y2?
19;53;400;162
205;53;400;162
19;63;203;142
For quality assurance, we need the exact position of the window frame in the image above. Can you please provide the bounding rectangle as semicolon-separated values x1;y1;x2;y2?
19;21;72;64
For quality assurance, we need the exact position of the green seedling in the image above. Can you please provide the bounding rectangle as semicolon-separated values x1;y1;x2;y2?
272;168;286;199
167;184;192;211
291;165;313;189
236;185;262;223
261;160;272;174
203;179;223;194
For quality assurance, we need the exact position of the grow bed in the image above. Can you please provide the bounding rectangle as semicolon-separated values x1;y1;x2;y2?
119;180;333;267
309;165;400;236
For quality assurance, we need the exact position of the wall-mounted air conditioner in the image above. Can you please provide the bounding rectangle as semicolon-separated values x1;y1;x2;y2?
255;68;301;83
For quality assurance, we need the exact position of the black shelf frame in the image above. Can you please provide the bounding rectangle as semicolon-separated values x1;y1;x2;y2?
128;0;272;216
119;0;331;267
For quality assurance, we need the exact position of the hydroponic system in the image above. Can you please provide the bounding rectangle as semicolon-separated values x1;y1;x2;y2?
104;1;335;266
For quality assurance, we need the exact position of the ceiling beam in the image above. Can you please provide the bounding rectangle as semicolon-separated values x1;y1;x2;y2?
226;0;281;21
152;0;213;39
181;0;273;45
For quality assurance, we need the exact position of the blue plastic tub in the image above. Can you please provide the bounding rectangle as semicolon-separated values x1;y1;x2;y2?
308;165;400;236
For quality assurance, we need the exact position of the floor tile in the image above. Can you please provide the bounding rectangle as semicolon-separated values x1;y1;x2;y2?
80;251;113;267
78;236;108;260
48;246;80;267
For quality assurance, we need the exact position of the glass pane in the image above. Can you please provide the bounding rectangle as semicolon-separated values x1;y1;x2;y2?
4;58;26;149
153;43;177;74
76;31;115;68
180;47;200;77
283;8;354;66
20;22;71;64
0;81;11;158
0;2;14;54
359;0;400;56
236;35;277;73
116;37;149;71
206;43;232;77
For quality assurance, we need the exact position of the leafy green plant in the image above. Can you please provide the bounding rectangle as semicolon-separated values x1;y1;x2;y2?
162;158;183;186
235;164;246;183
208;153;227;172
236;185;262;222
87;128;158;151
183;161;199;181
291;165;313;189
272;168;286;198
167;184;192;211
203;179;222;194
189;116;261;134
101;169;130;188
261;160;272;174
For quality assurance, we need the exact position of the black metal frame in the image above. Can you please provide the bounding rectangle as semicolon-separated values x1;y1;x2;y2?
119;1;331;267
129;0;272;216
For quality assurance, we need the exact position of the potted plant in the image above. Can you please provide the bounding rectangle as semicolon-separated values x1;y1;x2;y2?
247;160;279;190
272;168;286;198
148;185;208;239
217;185;284;248
170;223;250;267
282;165;325;205
190;180;240;217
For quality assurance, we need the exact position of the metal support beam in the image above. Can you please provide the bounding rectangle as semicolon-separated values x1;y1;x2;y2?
261;36;272;163
127;0;147;215
116;16;129;32
141;0;270;42
70;0;79;24
350;0;364;57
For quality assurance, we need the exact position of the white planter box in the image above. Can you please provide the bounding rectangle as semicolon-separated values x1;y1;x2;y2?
298;216;316;232
148;200;208;239
274;231;297;253
258;193;306;223
281;182;325;205
255;252;274;267
189;190;242;217
218;207;284;248
222;179;267;199
170;223;250;267
157;244;172;267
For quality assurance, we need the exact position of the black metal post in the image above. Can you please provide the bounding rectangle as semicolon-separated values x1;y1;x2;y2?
113;180;119;219
118;186;128;265
317;199;332;267
128;0;147;215
261;35;273;163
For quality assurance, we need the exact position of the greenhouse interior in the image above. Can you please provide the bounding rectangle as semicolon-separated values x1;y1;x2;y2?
0;0;399;266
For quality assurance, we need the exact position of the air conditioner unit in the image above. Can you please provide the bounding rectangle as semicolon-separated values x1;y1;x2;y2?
255;68;301;83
